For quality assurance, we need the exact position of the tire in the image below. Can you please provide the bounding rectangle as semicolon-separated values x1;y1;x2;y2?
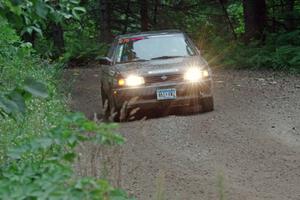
201;96;214;112
109;106;120;122
101;86;128;122
107;98;127;122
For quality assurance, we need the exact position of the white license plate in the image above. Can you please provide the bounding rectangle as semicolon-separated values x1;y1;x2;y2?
156;88;176;100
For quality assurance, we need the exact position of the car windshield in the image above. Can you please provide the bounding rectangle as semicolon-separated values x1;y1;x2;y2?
115;34;196;63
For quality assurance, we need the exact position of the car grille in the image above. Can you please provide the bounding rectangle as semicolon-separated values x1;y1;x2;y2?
144;74;183;84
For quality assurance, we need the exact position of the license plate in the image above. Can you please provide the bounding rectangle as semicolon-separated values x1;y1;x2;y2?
156;88;176;100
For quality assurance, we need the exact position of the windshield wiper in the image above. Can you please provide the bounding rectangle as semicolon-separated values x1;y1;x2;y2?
119;59;149;64
151;56;185;60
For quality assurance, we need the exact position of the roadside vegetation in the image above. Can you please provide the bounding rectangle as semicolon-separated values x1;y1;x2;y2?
0;1;132;199
0;0;299;199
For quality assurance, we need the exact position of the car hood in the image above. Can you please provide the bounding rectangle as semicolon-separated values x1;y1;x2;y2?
114;56;208;77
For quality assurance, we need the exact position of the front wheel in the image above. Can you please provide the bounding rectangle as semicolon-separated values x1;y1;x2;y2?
106;98;128;122
100;87;120;121
201;96;214;112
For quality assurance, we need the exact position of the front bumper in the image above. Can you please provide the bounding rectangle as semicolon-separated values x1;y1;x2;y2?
111;80;212;110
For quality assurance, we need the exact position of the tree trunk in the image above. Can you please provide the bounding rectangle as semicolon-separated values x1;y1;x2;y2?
153;0;159;27
285;0;295;30
22;32;36;47
218;0;237;39
122;0;131;34
140;0;149;31
242;0;267;41
99;0;113;42
51;23;65;57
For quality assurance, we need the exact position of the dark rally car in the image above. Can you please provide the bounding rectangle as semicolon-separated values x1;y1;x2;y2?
98;30;214;121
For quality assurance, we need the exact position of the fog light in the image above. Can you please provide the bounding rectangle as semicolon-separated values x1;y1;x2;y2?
118;79;125;86
203;70;209;77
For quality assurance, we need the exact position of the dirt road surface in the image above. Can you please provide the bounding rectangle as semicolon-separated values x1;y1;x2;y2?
65;67;300;200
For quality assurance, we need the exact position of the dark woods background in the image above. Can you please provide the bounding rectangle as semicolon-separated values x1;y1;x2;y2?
1;0;300;71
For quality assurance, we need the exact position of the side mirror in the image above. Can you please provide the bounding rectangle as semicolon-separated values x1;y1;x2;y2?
96;56;112;65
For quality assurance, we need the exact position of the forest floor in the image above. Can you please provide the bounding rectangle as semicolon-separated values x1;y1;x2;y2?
64;67;300;200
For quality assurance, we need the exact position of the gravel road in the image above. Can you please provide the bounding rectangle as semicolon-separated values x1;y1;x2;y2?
65;67;300;200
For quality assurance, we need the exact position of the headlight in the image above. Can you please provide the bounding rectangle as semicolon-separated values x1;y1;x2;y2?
184;67;209;82
118;75;145;87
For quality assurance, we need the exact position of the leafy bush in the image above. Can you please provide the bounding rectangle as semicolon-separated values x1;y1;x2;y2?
0;112;131;199
197;30;300;73
62;20;108;62
0;0;85;39
0;16;65;163
0;16;133;199
227;2;245;36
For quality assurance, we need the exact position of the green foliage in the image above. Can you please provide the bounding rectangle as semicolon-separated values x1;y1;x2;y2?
2;0;300;72
227;2;244;35
0;78;48;119
0;0;86;37
194;24;300;72
0;113;131;200
0;16;133;199
0;17;52;120
221;31;300;72
62;20;108;62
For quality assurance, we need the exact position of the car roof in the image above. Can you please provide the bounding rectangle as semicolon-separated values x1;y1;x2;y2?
116;29;184;39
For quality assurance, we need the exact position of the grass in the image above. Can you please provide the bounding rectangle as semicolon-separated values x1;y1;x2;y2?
217;172;226;200
155;169;166;200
